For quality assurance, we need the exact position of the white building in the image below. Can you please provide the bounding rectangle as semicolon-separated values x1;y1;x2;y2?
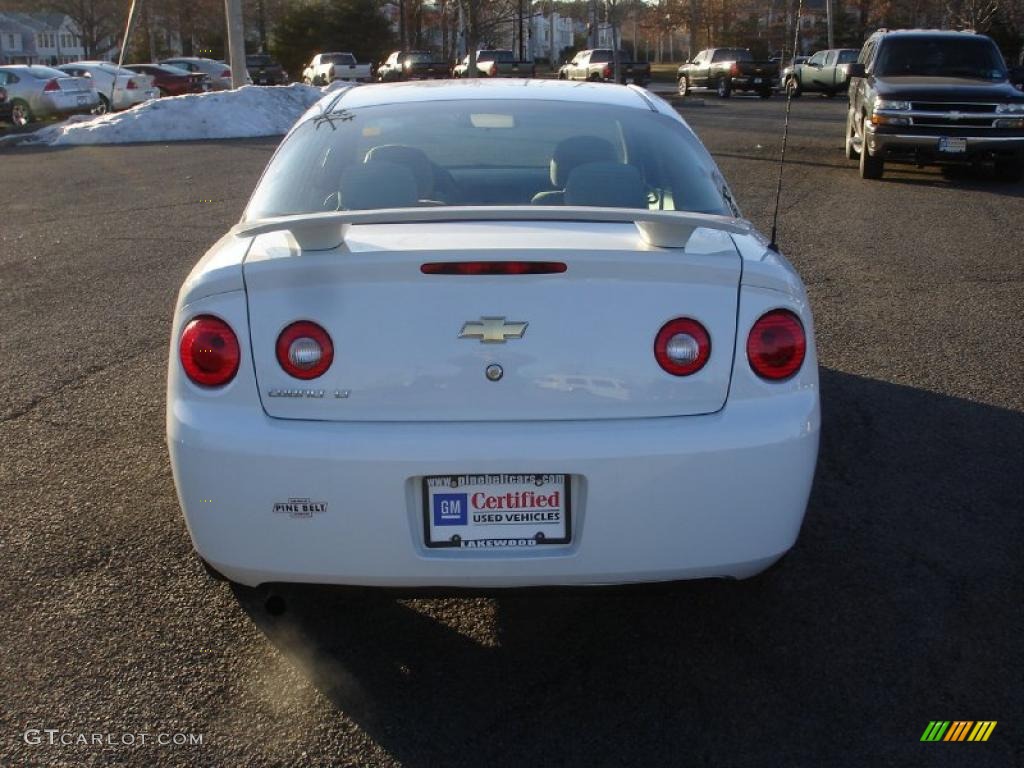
528;13;575;63
0;12;88;65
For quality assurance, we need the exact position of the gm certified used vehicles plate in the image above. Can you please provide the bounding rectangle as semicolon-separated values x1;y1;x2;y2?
423;474;571;549
167;79;820;589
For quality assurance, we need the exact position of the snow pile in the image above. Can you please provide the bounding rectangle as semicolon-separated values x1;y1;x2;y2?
28;83;333;146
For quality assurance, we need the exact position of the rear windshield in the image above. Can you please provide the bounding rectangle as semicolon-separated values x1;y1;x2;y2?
480;50;514;62
245;99;731;220
589;51;632;63
323;54;356;65
27;66;66;79
405;52;434;63
712;49;752;62
247;55;274;66
875;37;1006;79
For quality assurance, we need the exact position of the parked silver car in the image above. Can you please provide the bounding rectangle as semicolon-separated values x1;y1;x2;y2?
159;57;250;91
0;65;99;127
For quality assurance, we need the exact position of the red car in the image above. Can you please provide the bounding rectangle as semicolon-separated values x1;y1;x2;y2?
124;63;208;96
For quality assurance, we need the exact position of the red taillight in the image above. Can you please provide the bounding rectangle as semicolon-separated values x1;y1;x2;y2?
421;261;567;275
276;321;333;380
747;309;806;380
730;62;740;76
602;65;612;78
179;315;240;387
488;63;497;76
654;318;710;376
126;78;137;89
43;78;60;92
221;69;231;78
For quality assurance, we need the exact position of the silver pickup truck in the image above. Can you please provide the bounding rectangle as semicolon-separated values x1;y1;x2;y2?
452;50;535;78
302;53;372;85
782;48;859;97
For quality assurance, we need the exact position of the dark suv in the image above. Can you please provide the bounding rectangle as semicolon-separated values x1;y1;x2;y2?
845;30;1024;180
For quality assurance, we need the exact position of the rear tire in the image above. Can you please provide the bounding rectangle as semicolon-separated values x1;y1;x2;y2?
10;98;32;127
716;77;731;98
994;159;1023;183
677;76;689;96
786;77;801;98
95;94;110;115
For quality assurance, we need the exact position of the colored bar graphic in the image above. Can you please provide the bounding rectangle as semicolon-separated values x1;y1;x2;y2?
921;721;997;742
944;721;972;741
968;722;997;742
921;721;950;741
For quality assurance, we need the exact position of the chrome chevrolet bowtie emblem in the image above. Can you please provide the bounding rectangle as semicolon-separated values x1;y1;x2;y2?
459;316;528;343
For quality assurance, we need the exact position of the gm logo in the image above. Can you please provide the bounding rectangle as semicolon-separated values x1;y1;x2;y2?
433;493;468;526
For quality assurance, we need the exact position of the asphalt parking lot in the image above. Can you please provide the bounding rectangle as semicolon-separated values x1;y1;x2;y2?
1;95;1021;767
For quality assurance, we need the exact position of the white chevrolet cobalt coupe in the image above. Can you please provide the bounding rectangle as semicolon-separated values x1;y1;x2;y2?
167;80;819;588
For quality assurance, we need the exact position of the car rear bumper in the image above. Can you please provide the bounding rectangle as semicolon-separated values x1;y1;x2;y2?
38;91;100;117
732;76;773;90
111;89;157;109
169;390;820;588
602;75;649;85
867;128;1024;161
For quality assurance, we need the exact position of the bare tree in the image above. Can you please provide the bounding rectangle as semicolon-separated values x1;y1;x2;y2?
945;0;1000;29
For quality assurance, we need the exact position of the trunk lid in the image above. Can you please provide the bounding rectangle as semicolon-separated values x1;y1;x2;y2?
57;76;92;94
243;222;741;422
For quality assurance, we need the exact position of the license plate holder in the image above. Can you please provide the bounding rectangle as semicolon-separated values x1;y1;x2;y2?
423;474;571;549
938;137;967;153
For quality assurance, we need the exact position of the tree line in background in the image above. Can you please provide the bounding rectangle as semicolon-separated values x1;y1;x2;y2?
1;0;1021;72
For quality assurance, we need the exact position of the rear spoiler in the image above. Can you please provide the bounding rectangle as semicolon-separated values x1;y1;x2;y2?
233;207;750;252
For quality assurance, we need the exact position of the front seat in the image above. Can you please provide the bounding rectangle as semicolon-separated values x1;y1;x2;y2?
531;136;618;205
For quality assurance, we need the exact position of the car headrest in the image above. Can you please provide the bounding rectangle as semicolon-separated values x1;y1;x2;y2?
564;162;647;209
550;136;618;188
340;161;418;210
364;144;434;198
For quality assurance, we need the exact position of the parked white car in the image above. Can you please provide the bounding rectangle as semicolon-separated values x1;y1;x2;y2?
302;52;372;85
57;61;157;112
168;80;820;589
0;65;98;126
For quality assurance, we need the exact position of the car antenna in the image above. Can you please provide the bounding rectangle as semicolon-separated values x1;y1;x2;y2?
768;0;805;252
